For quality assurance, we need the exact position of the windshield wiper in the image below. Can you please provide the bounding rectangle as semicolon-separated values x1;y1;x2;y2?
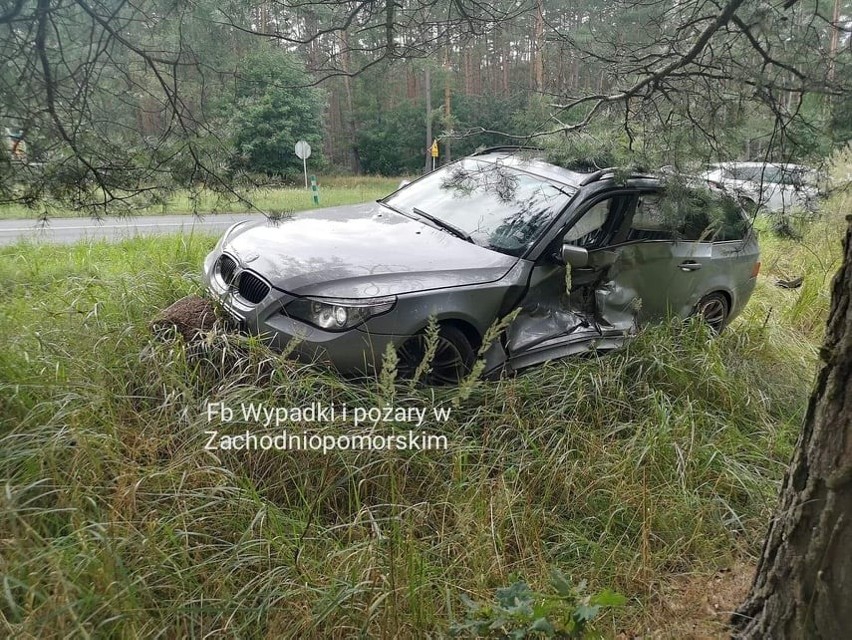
378;200;404;214
412;207;474;244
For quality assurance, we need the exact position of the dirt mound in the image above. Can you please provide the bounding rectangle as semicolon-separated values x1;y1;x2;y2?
151;294;217;341
638;562;756;639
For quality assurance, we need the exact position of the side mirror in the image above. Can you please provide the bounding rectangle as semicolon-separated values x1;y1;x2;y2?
561;244;589;268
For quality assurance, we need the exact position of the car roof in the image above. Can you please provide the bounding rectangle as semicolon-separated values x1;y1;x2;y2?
708;161;810;171
470;148;658;188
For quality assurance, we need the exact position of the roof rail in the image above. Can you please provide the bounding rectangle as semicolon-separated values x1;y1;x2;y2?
578;167;659;186
578;167;616;186
471;145;543;156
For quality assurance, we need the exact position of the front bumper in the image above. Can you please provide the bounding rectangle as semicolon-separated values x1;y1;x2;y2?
203;250;407;374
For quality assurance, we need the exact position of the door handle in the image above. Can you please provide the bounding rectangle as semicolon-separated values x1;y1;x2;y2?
678;261;703;271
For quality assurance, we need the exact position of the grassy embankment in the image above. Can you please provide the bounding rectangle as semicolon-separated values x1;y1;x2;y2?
0;175;403;220
0;175;848;637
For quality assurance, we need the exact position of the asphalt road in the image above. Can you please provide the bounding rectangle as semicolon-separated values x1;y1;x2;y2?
0;206;367;246
0;213;257;246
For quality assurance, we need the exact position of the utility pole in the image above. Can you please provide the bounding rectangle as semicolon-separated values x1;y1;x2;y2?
444;44;452;164
424;67;432;174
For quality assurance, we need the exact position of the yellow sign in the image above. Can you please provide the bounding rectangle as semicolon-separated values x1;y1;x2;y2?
430;140;439;158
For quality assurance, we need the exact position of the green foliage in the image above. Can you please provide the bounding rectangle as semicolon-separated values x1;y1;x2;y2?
357;99;426;174
447;93;541;157
830;95;852;146
540;131;635;173
783;94;835;160
356;90;542;175
451;570;625;638
228;49;326;176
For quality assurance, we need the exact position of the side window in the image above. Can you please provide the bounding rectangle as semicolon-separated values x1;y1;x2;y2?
711;194;750;241
562;198;613;248
628;191;748;242
627;194;678;241
683;191;749;241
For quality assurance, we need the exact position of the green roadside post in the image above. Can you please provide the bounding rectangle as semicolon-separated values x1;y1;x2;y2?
310;175;320;205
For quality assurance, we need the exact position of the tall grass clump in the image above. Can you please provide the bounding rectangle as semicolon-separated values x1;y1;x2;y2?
0;186;846;637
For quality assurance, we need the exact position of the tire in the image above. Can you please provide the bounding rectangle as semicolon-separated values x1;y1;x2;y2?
694;292;729;333
397;325;476;385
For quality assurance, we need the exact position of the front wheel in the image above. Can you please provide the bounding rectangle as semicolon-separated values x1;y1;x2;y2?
397;325;475;385
694;292;729;333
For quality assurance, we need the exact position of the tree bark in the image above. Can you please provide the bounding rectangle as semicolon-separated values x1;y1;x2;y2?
407;65;418;100
827;0;841;85
502;31;510;94
443;44;452;164
533;0;544;92
424;66;432;174
463;49;472;95
339;29;361;174
733;215;852;638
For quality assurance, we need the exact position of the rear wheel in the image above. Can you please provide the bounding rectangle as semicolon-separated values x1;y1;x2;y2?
397;325;475;385
694;292;729;333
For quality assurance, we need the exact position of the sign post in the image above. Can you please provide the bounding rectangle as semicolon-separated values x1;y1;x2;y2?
310;175;320;206
294;140;312;188
5;128;27;163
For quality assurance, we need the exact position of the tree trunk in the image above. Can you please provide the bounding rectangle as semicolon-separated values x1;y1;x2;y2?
502;31;510;94
827;0;841;85
339;29;361;174
463;49;472;95
532;0;544;92
443;45;452;164
407;65;418;99
733;215;852;637
424;66;432;174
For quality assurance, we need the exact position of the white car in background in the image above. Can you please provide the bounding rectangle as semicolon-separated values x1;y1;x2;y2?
702;162;820;214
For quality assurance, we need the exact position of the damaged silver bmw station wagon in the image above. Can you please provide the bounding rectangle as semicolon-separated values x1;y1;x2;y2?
204;148;760;384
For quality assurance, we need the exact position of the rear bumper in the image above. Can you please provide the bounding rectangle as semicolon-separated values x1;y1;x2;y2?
728;277;758;324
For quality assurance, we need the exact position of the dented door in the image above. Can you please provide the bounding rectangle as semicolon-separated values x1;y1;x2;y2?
506;194;633;370
594;240;715;327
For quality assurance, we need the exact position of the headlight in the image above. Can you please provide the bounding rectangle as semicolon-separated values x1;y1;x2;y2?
284;296;396;331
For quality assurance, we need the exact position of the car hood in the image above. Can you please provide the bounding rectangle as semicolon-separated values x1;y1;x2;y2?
223;203;518;297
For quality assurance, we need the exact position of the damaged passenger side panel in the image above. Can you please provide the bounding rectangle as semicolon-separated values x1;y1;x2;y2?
505;193;639;371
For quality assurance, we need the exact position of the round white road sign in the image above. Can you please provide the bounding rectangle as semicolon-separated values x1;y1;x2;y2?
294;140;311;160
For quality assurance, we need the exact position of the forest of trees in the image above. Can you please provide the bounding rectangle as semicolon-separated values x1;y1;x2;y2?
1;0;850;208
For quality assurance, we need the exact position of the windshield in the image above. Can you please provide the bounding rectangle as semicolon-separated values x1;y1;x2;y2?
383;159;575;257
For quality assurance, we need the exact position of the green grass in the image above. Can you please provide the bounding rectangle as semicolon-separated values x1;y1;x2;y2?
0;175;405;220
0;185;847;637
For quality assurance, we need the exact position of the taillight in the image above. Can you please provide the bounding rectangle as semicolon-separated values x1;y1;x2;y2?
751;262;761;278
